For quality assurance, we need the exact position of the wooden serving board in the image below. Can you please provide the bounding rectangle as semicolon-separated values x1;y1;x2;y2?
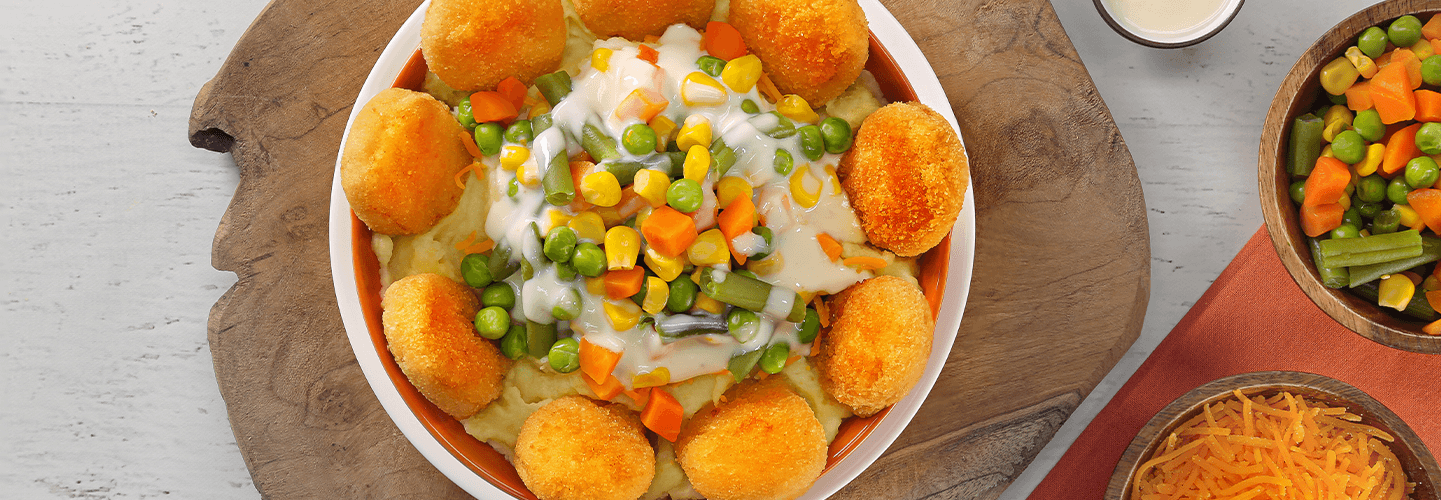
187;0;1149;498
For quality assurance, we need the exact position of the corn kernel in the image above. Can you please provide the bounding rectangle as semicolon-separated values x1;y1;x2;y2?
591;47;613;71
1413;39;1436;61
1345;46;1379;79
823;164;842;193
586;276;607;296
644;247;687;282
1321;145;1335;159
605;226;641;270
516;163;540;187
715;176;753;208
641;277;670;314
789;164;822;208
650;115;677;152
1356;143;1385;176
1338;193;1352;211
681;72;728;107
694;292;726;315
633;205;654;229
677;115;712;152
500;145;530;171
569;211;607;242
1397;204;1422;228
595;206;626;227
1378;274;1416;311
1320;57;1360;96
1322;121;1349;143
545;209;572;232
777;94;819;124
633;169;672;208
688;228;731;266
581;171;623;207
632;366;671;388
614;88;670;122
684;145;711;182
604;300;642;330
747;251;784;276
721;55;762;93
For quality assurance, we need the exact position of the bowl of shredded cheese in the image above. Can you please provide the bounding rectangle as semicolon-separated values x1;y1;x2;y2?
1106;371;1439;500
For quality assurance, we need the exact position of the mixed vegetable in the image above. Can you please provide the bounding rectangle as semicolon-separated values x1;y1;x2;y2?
1288;13;1441;333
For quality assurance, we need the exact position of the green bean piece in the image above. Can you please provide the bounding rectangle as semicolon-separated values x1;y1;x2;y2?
622;124;658;155
1331;130;1366;164
1308;238;1350;289
457;97;477;130
544;226;578;263
1372;209;1403;234
548;337;581;372
1356;200;1383;218
764;112;797;139
501;324;528;360
697;55;726;77
1351;279;1440;320
474;123;504;156
605;161;645;185
521;259;535;280
1358;27;1389;59
525;321;558;359
1357;175;1387;203
664;151;689;177
667;178;704;213
1354;109;1384;142
1347;236;1441;289
535;70;573;105
1318;229;1423;268
741;99;760;114
630;277;648;306
474;306;511;339
555;261;578;281
1424;56;1441;87
798;125;824;161
749;226;774;260
488;243;520;281
460;253;493;288
482;283;516;309
759;343;789;374
581;123;621;161
505;120;534;144
773;149;794;175
727;308;761;343
667;276;699;313
1330;224;1361;239
710;138;738;175
543;152;576;205
727;349;764;383
1288;114;1325;176
785;293;806;323
508;177;520;198
819;117;853;154
572;243;606;277
656;314;727;338
697;270;771;311
552;288;582;321
532;113;554;134
1390;15;1423;48
734;269;759;280
797;307;820;343
1389;177;1413;205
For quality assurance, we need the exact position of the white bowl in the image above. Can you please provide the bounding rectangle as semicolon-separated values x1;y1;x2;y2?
1094;0;1244;48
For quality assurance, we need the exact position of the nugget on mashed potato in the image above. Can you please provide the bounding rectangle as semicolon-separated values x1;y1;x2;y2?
676;378;826;500
341;88;472;236
382;273;510;419
514;396;655;500
572;0;714;40
813;275;932;417
420;0;566;91
838;102;968;257
728;0;867;105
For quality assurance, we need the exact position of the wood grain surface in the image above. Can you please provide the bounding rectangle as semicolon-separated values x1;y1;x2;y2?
186;0;1149;498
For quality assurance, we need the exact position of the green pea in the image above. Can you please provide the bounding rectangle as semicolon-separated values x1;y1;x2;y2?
1356;199;1383;218
1418;123;1441;155
555;261;578;281
819;117;853;154
473;306;511;339
571;243;605;277
505;120;533;144
1353;109;1385;142
1390;15;1423;49
552;288;582;321
797;125;825;161
482;283;515;309
727;308;760;343
623;123;658;155
1289;180;1307;205
1358;27;1389;59
797;307;820;343
697;55;726;77
773;149;794;175
544;226;577;263
1408;156;1441;189
1331;130;1366;164
1389;176;1413;205
1372;208;1402;234
548;337;581;373
759;342;789;374
667;178;704;213
667;276;698;313
1328;92;1348;105
1358;175;1387;203
461;253;493;288
500;324;527;360
508;177;520;198
1330;223;1361;239
1342;208;1364;229
457;97;477;130
474;122;504;156
741;99;760;114
1424;56;1441;87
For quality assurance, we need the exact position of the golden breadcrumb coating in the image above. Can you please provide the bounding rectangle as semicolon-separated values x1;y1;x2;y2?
514;396;655;500
728;0;868;105
676;378;827;500
838;102;969;257
341;87;471;236
572;0;714;40
420;0;566;91
814;275;932;417
381;273;510;419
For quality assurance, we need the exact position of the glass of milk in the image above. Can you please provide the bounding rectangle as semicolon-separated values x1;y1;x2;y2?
1095;0;1244;48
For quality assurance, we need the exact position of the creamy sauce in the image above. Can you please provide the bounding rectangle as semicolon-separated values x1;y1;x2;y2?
1104;0;1229;40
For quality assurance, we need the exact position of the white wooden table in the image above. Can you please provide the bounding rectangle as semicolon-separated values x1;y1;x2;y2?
0;0;1383;498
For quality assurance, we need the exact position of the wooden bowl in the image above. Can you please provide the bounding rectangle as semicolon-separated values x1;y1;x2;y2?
1105;371;1440;500
1259;0;1441;354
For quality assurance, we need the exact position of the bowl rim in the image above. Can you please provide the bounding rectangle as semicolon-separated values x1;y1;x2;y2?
1259;0;1441;354
326;0;978;498
1091;0;1245;49
1104;370;1440;500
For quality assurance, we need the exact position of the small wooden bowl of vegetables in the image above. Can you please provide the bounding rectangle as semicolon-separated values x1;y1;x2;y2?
1261;0;1441;354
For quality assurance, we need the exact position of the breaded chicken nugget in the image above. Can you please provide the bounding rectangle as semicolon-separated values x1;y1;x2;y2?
572;0;713;40
838;102;969;257
514;396;655;500
676;378;826;500
382;273;510;420
421;0;566;91
341;88;471;236
813;275;932;417
728;0;868;105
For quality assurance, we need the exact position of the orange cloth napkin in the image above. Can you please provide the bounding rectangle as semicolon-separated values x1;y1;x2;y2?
1028;226;1441;498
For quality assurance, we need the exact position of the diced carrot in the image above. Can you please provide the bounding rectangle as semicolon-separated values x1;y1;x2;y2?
843;256;889;271
1419;90;1441;122
1301;203;1345;237
1408;189;1441;232
469;91;519;123
1424;316;1441;335
496;76;527;111
1433;38;1441;58
624;387;651;407
583;372;624;400
579;338;623;383
1391;48;1424;89
1371;63;1417;124
1426;14;1441;40
717;197;756;240
638;44;659;65
817;232;843;262
1346;80;1373;112
1382;123;1423;175
640;206;699;257
641;387;684;442
703;21;747;60
613;88;670;122
1302;157;1351;207
604;267;646;300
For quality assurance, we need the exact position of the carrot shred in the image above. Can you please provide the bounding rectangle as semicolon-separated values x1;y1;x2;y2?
817;232;843;262
842;256;888;271
459;131;483;159
813;295;830;327
756;73;783;103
